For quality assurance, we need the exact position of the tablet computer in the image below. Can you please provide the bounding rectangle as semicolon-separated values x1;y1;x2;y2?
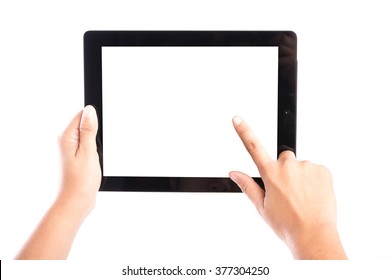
84;31;297;192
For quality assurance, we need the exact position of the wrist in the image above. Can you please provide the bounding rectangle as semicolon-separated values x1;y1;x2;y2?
286;223;347;260
56;189;96;220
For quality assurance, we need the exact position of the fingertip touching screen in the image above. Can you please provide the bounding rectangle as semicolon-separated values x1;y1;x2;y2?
84;31;297;192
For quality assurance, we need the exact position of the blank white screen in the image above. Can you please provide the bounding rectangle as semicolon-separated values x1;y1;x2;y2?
102;46;278;177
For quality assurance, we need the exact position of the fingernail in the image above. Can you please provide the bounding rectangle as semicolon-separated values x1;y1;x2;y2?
229;172;238;185
83;105;95;118
233;116;242;126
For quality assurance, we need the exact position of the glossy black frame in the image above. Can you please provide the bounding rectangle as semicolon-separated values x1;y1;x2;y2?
84;31;297;192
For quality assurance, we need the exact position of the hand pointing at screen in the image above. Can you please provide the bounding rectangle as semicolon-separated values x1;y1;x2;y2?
229;116;347;259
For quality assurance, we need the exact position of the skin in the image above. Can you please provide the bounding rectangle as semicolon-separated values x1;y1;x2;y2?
229;116;347;259
16;108;346;259
15;105;101;259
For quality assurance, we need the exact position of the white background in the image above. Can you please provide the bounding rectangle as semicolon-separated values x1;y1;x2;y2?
1;0;389;274
102;46;277;177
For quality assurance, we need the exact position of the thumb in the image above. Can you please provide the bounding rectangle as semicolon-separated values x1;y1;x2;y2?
78;105;98;154
229;171;265;214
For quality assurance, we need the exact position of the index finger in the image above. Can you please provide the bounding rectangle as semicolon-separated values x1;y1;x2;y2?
232;116;273;173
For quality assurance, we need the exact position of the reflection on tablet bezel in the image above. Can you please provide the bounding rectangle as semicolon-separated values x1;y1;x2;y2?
84;31;297;192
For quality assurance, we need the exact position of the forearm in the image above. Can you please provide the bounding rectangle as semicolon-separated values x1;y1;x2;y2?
15;196;92;260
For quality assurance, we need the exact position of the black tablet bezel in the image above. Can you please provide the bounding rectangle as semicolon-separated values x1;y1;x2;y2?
84;30;297;192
